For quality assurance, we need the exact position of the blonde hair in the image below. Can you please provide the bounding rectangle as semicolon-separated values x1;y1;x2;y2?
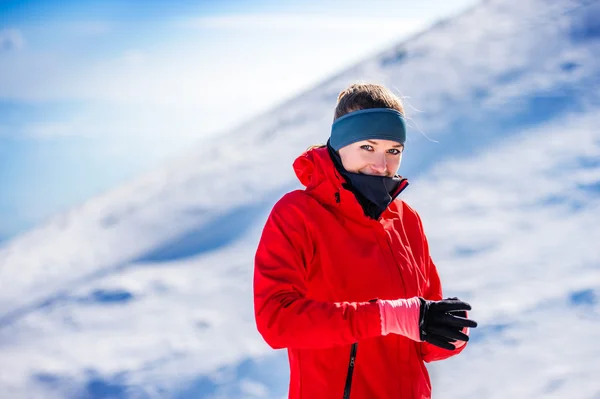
307;83;406;151
333;83;405;121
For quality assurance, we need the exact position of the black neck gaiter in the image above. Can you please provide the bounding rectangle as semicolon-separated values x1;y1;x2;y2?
327;141;403;220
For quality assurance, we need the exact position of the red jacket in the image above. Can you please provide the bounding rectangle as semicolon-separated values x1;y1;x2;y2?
254;146;466;399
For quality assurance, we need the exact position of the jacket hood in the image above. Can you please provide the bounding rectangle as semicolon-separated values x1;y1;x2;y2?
293;146;340;193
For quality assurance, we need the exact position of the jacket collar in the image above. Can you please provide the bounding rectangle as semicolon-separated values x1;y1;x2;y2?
292;146;409;225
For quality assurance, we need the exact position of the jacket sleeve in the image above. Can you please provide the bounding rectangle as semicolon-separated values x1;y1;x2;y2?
253;193;383;350
417;213;469;362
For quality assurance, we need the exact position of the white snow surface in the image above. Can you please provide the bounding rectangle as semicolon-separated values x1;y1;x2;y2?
1;0;600;398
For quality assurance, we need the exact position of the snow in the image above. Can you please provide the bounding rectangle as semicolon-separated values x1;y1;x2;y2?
1;0;599;397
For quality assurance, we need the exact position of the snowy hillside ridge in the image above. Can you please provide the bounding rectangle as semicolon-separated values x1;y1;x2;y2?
2;107;598;399
1;0;600;398
1;0;598;318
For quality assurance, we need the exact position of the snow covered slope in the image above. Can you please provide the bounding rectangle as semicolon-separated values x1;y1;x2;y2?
1;0;599;397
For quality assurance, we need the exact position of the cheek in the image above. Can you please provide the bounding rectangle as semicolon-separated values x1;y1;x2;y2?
388;154;402;171
341;151;367;172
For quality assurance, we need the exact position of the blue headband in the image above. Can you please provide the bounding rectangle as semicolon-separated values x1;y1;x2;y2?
329;108;406;151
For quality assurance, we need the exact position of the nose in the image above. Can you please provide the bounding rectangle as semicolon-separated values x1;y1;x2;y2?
371;155;387;175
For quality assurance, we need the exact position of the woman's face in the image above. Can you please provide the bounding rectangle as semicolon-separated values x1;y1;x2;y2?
338;139;404;177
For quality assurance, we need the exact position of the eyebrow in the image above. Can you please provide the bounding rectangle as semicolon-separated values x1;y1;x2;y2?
366;140;404;148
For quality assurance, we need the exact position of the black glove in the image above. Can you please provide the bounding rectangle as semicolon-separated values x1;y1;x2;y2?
418;297;478;350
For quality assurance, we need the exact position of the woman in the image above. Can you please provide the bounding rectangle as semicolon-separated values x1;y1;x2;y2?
254;83;477;399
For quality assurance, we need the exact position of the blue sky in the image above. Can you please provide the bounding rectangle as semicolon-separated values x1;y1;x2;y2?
0;0;478;240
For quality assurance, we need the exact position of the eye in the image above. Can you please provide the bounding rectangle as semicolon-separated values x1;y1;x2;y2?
360;145;374;151
388;145;404;155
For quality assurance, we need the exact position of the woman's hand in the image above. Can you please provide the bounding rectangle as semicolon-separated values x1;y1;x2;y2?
378;297;477;350
418;297;478;350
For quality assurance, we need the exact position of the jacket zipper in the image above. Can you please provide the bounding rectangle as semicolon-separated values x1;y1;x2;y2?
343;298;378;399
342;343;358;399
339;181;408;399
